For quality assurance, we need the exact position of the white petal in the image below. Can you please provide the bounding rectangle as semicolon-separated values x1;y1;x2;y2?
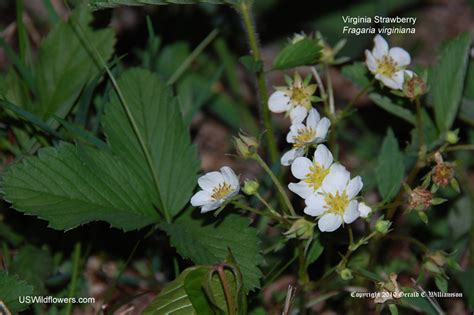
346;176;363;199
372;35;389;59
377;73;402;90
322;164;350;194
290;106;308;123
198;172;224;192
268;91;290;113
287;123;305;143
315;117;331;141
190;190;212;206
291;157;313;179
404;70;415;78
304;194;326;216
281;148;302;166
389;47;411;67
343;200;359;224
220;166;239;190
358;202;372;218
306;108;320;129
200;200;222;213
318;213;342;232
365;50;377;73
313;144;333;169
288;182;313;199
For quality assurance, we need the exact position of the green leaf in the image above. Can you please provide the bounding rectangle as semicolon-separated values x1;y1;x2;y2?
89;0;240;10
434;275;448;293
34;7;115;120
183;268;215;314
453;268;474;309
369;93;416;125
388;304;399;315
1;143;159;231
10;245;52;295
143;267;198;315
431;32;472;131
103;68;199;218
161;211;263;292
305;237;324;267
272;38;322;70
0;272;34;313
376;129;405;202
178;73;214;125
341;62;373;89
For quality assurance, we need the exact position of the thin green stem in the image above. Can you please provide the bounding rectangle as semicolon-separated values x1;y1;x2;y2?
217;266;236;315
255;192;280;217
415;97;426;160
445;144;474;152
325;65;335;116
65;243;81;315
167;29;219;86
231;200;288;225
255;154;296;216
238;1;278;164
340;81;373;118
311;67;329;113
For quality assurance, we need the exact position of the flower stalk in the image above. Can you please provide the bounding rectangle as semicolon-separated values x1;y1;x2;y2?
238;1;278;164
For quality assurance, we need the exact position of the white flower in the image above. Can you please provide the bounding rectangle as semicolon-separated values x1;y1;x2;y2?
365;35;411;90
281;108;331;166
190;166;240;213
304;164;363;232
268;73;317;123
288;144;333;199
358;202;372;218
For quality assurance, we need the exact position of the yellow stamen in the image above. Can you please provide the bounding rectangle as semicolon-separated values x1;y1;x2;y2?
376;55;397;77
304;163;330;191
293;128;316;148
324;191;349;215
211;182;232;200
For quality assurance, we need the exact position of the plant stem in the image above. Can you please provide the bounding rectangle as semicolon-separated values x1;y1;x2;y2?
255;192;280;217
445;144;474;152
311;67;329;113
386;235;429;253
325;65;335;116
231;200;288;225
415;97;426;160
217;265;236;315
238;1;278;164
65;243;81;315
254;154;296;216
167;29;218;86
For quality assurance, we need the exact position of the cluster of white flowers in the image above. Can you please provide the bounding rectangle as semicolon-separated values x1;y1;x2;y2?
365;35;413;90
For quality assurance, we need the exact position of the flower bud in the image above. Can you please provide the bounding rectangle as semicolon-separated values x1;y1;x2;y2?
375;218;391;235
358;202;372;218
339;268;353;280
445;130;459;144
234;133;258;158
408;187;432;211
427;251;447;268
403;74;427;101
242;180;259;196
432;162;454;187
284;218;315;240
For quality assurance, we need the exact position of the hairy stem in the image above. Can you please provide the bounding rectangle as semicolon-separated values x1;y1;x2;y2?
217;265;236;315
238;1;278;164
255;154;296;216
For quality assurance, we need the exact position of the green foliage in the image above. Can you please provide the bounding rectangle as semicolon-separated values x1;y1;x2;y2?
143;265;243;314
33;8;115;120
239;55;263;73
161;211;263;292
341;62;373;89
10;245;53;295
0;272;34;313
272;38;322;70
376;129;405;202
103;68;199;218
430;32;472;131
1;143;159;230
369;93;416;125
89;0;241;10
453;268;474;310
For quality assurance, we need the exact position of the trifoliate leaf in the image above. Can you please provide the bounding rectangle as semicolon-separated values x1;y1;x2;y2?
103;68;199;218
161;211;263;292
431;32;472;131
0;272;34;313
1;143;159;231
376;129;405;202
272;38;322;70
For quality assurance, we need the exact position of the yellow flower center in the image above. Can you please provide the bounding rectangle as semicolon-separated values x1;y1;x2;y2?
304;163;330;191
293;127;316;148
211;182;232;200
290;86;309;105
324;191;349;215
377;55;397;77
